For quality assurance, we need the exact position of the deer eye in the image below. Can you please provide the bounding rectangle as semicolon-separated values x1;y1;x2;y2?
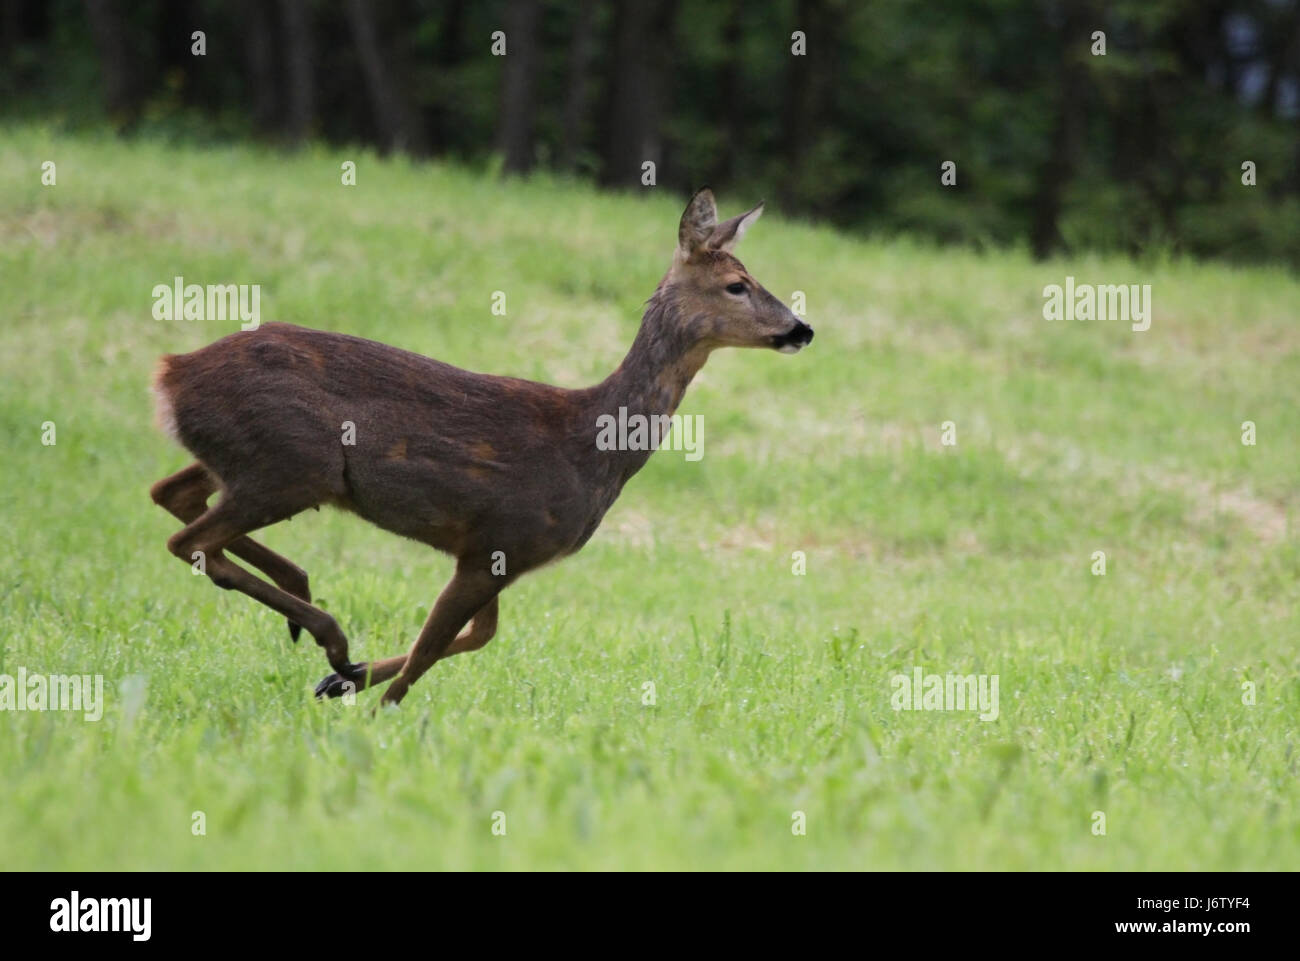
725;282;747;295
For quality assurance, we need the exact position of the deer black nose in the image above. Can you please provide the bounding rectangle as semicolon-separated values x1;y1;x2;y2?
773;320;814;353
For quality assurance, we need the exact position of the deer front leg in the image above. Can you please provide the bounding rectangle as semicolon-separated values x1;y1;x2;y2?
314;596;499;699
378;568;502;708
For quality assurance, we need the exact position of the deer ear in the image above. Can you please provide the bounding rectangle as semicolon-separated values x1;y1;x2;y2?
708;201;764;252
678;187;718;256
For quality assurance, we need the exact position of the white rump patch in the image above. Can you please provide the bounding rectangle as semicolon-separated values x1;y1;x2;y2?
151;382;180;441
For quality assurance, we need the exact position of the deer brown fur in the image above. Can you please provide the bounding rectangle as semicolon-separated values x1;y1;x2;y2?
149;188;813;707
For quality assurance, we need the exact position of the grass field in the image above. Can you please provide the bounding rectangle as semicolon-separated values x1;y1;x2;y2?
1;125;1297;870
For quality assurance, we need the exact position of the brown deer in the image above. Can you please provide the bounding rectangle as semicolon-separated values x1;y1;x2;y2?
149;188;813;707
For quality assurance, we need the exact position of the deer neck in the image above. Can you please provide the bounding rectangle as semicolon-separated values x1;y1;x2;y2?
582;286;712;483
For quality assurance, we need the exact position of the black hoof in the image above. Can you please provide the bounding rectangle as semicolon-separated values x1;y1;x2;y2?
314;663;368;700
288;620;302;643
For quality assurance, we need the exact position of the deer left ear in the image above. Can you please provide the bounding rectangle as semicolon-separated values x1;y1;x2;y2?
678;187;719;257
708;202;764;253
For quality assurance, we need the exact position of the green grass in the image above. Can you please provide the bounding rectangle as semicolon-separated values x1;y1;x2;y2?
1;125;1297;870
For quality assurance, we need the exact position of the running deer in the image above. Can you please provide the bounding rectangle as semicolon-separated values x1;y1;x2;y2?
149;188;813;707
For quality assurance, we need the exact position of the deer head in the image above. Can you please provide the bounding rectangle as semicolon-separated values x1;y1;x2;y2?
667;187;814;354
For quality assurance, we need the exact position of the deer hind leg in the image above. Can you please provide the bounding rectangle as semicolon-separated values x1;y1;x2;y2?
315;595;499;699
165;494;360;676
152;462;313;641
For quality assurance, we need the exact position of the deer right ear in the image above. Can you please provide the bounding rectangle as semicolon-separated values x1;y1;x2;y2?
678;187;718;257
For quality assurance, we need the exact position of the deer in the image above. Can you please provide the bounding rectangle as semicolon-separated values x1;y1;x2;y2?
149;188;813;708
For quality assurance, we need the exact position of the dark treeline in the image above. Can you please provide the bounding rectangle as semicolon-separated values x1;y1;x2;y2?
3;0;1299;266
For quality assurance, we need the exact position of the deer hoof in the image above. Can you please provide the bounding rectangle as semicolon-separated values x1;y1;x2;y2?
314;663;367;699
288;620;302;643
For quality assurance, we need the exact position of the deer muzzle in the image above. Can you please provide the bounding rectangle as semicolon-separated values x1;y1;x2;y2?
772;320;814;354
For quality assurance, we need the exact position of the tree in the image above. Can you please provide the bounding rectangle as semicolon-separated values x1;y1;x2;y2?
559;0;597;172
82;0;135;125
601;0;679;187
1030;2;1092;259
281;0;314;145
345;0;427;154
495;0;542;174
